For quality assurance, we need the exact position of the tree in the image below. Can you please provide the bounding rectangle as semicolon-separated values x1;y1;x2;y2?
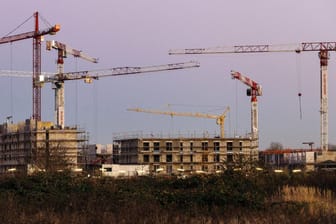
269;142;284;150
34;141;71;173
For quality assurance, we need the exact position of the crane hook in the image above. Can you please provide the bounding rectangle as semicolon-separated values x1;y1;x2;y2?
298;92;302;120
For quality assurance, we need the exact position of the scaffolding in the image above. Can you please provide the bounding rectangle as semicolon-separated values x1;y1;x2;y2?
0;119;87;174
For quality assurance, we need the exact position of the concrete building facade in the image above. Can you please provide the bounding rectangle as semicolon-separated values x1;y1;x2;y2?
259;149;319;171
114;136;257;175
0;119;87;174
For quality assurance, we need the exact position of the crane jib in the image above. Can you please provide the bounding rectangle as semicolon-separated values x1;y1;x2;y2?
234;45;269;53
301;42;336;51
0;25;59;45
169;42;336;55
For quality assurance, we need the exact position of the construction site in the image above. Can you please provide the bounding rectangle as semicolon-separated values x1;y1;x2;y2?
0;11;336;176
0;118;86;174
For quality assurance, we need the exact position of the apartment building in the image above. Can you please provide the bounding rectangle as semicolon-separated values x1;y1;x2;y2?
0;119;87;174
114;136;257;175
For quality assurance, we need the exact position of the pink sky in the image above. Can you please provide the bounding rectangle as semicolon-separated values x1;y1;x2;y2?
0;0;336;149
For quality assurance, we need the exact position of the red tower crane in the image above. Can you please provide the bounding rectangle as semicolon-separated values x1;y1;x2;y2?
231;71;262;147
169;42;336;151
0;12;60;121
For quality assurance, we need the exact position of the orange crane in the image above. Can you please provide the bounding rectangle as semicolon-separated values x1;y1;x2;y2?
231;71;261;146
46;40;98;128
169;42;336;151
0;12;60;121
127;106;230;138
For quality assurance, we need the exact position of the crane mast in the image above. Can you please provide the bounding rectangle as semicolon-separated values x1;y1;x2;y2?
33;12;41;122
46;40;98;128
169;42;336;151
231;71;261;145
127;106;229;138
319;50;328;151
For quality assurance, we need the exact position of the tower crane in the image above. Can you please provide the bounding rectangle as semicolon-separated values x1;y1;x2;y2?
38;60;199;127
46;40;98;128
169;42;336;151
0;61;199;128
231;71;261;145
0;12;60;121
127;106;230;138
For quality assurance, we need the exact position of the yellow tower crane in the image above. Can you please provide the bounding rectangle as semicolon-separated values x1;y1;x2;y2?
127;106;230;138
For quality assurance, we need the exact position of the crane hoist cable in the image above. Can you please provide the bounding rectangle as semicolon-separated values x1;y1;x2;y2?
296;53;303;120
2;14;33;37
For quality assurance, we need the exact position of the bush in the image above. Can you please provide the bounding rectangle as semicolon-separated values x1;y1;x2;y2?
0;170;336;223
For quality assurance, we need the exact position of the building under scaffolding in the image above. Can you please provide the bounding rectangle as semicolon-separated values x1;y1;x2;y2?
113;133;258;175
0;119;87;174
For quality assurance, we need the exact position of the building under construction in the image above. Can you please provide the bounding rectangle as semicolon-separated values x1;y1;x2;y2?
0;119;87;174
113;133;258;175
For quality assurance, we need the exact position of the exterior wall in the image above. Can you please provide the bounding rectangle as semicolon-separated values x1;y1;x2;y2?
82;144;113;167
101;164;149;177
34;128;80;168
83;145;99;165
96;144;113;155
260;149;321;171
116;139;139;164
115;137;256;175
0;119;86;174
316;151;336;163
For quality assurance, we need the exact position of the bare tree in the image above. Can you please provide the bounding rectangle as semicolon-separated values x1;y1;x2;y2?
269;142;284;150
35;142;70;172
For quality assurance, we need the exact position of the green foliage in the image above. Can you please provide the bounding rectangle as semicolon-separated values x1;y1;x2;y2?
0;170;336;223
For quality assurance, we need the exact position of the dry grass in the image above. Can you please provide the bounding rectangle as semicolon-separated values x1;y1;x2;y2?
281;185;336;217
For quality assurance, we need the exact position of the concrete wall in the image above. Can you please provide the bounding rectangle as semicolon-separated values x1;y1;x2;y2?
101;164;149;177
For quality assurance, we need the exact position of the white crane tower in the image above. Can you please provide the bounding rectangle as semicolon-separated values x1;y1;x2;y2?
231;71;261;149
46;40;99;129
169;42;336;151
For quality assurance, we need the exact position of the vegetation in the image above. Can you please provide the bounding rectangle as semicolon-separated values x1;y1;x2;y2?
269;141;284;150
0;170;336;223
